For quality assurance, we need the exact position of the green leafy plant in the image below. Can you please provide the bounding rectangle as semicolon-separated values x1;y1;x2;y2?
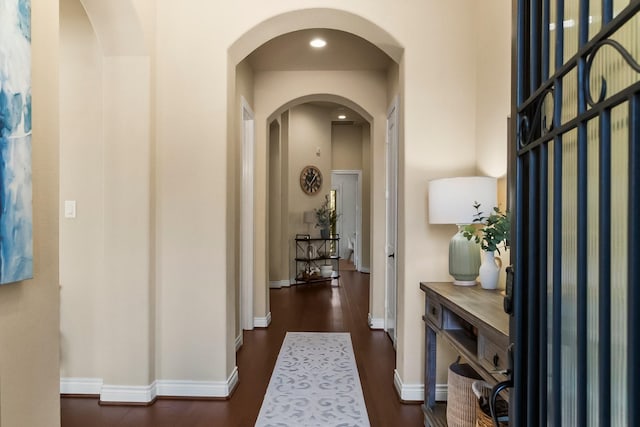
314;194;338;229
462;202;511;254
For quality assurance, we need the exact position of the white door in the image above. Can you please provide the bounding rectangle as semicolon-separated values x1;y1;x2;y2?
385;99;398;346
331;171;361;267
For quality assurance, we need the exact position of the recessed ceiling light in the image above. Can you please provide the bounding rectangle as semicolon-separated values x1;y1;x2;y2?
338;114;347;120
310;38;327;48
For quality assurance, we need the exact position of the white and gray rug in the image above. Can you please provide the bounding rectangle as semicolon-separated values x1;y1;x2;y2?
255;332;371;427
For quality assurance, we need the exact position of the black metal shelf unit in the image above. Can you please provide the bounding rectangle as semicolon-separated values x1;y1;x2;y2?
293;235;340;284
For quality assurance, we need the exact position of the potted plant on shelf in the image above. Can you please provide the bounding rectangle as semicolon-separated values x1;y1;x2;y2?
314;194;338;238
461;203;510;289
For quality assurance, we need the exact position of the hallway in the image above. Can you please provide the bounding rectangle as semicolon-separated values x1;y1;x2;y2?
61;271;423;426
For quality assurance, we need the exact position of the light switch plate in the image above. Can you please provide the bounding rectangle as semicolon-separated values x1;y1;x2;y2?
64;200;76;218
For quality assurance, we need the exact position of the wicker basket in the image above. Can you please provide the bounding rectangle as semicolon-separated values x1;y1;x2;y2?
472;381;509;427
446;359;483;427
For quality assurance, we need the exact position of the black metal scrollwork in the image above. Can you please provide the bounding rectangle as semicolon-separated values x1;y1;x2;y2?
586;38;640;107
517;115;530;149
517;87;554;149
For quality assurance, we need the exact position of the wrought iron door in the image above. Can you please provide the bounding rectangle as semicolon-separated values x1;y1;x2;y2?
511;0;639;425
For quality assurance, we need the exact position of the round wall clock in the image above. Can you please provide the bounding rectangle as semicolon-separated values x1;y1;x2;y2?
300;165;323;195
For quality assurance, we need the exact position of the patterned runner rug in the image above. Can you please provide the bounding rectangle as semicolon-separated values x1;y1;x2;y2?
255;332;371;427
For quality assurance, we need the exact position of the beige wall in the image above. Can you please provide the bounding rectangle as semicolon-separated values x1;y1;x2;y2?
102;55;152;386
60;0;103;379
288;105;333;279
59;6;154;387
331;125;363;170
332;125;363;170
474;1;512;288
79;0;147;55
55;0;512;401
474;0;511;179
0;0;61;425
156;0;237;379
60;0;154;391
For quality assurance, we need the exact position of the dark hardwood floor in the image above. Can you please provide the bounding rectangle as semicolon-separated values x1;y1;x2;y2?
61;270;423;426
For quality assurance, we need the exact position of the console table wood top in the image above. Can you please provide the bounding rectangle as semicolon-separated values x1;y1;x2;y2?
419;282;509;336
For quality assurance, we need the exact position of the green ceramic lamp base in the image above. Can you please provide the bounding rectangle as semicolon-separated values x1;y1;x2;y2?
449;226;481;286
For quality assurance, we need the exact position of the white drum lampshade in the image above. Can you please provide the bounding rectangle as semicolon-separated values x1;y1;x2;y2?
303;210;315;224
303;210;315;235
428;177;497;286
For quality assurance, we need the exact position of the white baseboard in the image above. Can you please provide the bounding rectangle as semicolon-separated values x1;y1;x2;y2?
368;313;384;330
235;333;243;351
100;382;157;404
269;280;290;288
60;377;103;395
254;312;272;328
392;370;448;402
62;368;240;403
359;266;370;274
393;369;423;402
227;366;239;395
156;367;239;398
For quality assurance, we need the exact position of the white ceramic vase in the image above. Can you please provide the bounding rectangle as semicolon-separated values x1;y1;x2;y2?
479;251;502;290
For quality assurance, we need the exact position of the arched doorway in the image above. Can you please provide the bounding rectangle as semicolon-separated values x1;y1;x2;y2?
264;95;373;294
228;20;403;349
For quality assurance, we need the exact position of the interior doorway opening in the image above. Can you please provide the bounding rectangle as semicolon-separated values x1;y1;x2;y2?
266;100;372;293
229;15;404;363
385;97;398;346
331;170;363;272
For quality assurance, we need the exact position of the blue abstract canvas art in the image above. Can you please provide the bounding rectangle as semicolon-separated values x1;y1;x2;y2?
0;0;33;284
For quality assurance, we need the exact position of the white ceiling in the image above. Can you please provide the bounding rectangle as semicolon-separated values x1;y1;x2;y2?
248;29;388;125
307;101;367;125
246;29;393;71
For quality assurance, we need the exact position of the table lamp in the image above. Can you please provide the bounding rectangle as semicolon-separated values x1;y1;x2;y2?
303;210;315;235
428;177;497;286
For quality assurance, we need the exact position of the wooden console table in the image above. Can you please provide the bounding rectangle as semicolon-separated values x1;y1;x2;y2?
420;282;509;426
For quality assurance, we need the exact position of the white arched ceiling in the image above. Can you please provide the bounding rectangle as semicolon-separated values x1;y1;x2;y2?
79;0;147;55
268;94;373;125
228;8;403;65
255;70;388;131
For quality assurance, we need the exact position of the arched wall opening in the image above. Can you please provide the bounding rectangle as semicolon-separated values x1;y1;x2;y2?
265;94;373;300
228;8;403;66
228;9;404;376
268;95;374;124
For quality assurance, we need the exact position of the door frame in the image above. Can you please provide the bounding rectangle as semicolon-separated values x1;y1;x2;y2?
385;96;399;345
331;170;363;271
240;97;255;331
